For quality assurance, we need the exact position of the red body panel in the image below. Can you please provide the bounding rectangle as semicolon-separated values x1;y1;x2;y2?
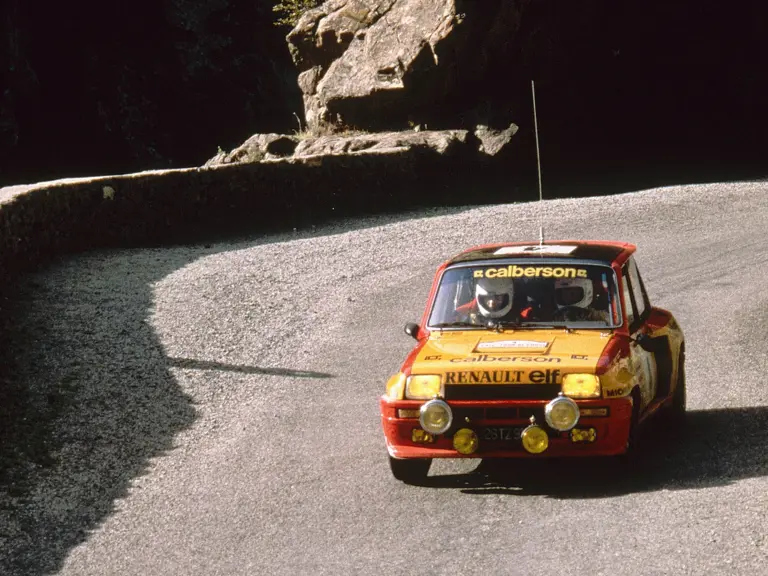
380;396;634;458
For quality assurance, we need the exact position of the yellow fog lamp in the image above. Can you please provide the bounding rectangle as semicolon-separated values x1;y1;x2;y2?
521;425;549;454
545;395;580;432
405;374;443;399
562;373;601;399
453;428;479;455
419;399;453;435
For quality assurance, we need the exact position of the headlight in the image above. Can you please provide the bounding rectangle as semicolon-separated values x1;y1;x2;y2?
562;373;601;399
419;399;453;435
545;395;580;431
406;374;443;399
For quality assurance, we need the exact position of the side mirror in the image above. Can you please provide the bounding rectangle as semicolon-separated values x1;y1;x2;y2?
633;332;655;352
404;322;420;339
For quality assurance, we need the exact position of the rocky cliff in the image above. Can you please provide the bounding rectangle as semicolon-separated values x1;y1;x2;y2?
286;0;528;131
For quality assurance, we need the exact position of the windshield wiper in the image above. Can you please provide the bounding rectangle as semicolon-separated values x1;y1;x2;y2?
493;320;559;330
431;321;479;329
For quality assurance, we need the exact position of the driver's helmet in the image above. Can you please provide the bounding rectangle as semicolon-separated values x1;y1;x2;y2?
475;277;515;318
554;277;594;309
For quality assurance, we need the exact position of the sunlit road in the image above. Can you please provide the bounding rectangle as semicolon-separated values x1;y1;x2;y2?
2;182;767;575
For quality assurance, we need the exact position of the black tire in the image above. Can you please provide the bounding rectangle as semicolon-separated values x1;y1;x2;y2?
660;349;686;432
388;456;431;485
670;350;687;423
613;390;641;473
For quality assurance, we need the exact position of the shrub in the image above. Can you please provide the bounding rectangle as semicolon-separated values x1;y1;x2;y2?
273;0;323;27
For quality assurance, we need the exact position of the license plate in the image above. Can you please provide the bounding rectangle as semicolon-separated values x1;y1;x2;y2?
481;427;524;441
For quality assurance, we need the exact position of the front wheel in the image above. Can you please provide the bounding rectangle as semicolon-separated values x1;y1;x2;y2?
670;351;687;420
663;350;686;429
389;456;431;485
612;392;641;473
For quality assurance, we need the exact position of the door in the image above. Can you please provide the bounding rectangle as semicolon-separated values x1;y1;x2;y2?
622;258;658;409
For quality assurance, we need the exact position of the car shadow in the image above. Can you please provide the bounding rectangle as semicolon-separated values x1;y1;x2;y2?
421;407;768;497
166;357;333;378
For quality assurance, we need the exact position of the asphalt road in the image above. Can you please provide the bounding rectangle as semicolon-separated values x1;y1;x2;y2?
2;182;767;575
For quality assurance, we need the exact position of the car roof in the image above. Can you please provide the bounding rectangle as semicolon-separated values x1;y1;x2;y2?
446;240;636;266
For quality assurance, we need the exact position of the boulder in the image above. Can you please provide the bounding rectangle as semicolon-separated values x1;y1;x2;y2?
287;0;529;131
204;133;300;166
474;123;520;157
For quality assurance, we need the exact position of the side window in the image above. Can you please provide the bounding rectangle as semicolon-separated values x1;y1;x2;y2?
429;267;473;325
627;257;650;320
621;266;635;329
454;273;474;309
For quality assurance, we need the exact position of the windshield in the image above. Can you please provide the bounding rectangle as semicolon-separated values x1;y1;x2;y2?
428;261;622;329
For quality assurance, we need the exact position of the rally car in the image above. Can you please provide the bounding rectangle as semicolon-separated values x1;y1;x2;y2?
380;241;685;484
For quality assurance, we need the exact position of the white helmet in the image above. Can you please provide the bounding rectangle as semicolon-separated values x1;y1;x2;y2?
475;277;514;318
554;278;593;309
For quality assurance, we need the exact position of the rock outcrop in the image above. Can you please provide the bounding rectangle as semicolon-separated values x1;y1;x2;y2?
287;0;529;131
205;133;301;165
204;123;519;166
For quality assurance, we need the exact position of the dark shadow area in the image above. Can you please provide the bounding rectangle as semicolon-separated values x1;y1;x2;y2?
0;235;330;575
167;357;333;378
419;407;768;498
1;0;302;186
447;0;768;198
0;253;200;576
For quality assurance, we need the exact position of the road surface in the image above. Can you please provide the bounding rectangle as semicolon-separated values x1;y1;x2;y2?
2;182;767;575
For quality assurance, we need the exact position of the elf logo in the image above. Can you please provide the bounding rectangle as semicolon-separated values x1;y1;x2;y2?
444;369;561;385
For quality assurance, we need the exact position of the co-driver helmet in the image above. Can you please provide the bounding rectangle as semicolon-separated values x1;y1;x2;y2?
554;277;593;309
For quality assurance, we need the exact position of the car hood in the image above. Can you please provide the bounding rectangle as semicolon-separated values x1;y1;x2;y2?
410;330;614;385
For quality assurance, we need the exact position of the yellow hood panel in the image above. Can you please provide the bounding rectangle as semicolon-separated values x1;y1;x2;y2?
411;330;613;385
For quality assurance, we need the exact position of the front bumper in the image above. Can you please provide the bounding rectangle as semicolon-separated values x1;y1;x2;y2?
380;396;633;459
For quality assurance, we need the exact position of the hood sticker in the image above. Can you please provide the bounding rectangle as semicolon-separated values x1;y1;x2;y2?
473;265;587;279
450;355;559;363
494;245;578;255
477;340;549;351
445;369;561;385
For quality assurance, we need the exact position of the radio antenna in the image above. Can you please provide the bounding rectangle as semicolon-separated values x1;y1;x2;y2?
531;80;544;247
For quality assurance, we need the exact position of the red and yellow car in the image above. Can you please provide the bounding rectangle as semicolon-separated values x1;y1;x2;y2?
380;240;685;484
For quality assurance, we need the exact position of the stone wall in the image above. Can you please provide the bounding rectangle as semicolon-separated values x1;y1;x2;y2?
0;149;526;285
